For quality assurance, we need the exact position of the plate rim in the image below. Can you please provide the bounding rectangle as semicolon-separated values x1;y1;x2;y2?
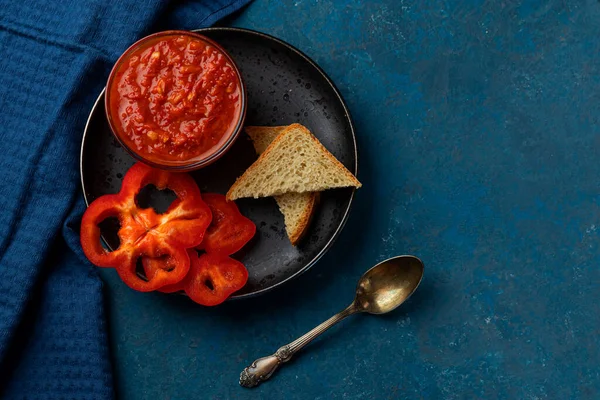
79;26;358;300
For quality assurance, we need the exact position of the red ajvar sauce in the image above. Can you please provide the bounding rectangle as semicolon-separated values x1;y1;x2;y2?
108;35;242;162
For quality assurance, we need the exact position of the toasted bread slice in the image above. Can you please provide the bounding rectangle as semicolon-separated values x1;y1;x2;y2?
245;126;319;245
273;192;319;245
244;126;286;154
228;123;361;200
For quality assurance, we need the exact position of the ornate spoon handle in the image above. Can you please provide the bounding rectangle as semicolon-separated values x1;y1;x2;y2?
239;304;358;388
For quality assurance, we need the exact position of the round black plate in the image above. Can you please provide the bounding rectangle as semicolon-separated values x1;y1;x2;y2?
80;27;357;299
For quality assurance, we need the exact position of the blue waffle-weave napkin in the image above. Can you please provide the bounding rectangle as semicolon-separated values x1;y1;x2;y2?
0;1;251;398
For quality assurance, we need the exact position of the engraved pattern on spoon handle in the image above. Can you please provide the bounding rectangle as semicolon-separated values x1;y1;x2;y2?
239;304;357;388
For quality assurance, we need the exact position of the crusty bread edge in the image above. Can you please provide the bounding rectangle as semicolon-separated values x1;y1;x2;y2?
288;192;320;246
295;124;362;189
227;123;361;200
245;126;287;141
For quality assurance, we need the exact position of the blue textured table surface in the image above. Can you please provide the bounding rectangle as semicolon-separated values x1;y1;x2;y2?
99;1;600;398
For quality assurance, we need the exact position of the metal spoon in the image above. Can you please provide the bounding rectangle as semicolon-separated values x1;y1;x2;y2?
239;255;424;388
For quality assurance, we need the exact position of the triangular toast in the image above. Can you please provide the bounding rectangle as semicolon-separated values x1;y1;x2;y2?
245;126;319;245
227;124;361;200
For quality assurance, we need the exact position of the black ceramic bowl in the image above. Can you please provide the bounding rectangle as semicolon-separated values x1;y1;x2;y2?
105;30;247;171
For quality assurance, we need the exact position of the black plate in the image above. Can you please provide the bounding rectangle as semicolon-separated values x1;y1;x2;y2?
80;27;357;299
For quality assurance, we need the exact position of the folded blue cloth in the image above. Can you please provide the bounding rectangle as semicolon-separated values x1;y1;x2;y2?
0;1;251;398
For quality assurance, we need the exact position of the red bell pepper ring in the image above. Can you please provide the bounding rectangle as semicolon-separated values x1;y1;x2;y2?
80;162;212;292
197;193;256;255
152;249;194;294
185;252;248;305
143;193;255;292
156;251;248;305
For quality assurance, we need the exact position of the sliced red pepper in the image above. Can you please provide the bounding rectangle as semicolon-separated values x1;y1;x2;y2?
197;193;256;255
157;281;184;294
147;250;248;303
141;193;255;293
181;251;248;306
142;251;188;293
150;250;194;294
80;162;212;292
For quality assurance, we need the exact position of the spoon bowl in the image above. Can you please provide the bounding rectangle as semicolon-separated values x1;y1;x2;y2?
354;255;424;314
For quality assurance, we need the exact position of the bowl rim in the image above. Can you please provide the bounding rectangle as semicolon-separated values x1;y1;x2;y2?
104;29;247;171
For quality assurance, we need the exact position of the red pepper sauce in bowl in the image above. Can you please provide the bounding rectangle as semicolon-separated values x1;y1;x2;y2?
106;32;244;168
